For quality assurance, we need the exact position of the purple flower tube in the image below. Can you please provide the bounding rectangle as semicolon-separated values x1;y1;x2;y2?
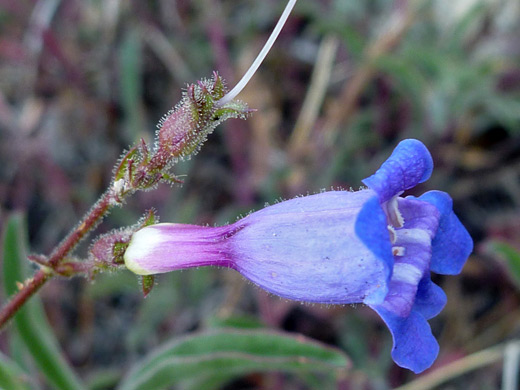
124;139;473;373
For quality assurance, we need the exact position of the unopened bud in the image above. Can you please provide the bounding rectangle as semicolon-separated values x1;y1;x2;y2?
153;72;250;166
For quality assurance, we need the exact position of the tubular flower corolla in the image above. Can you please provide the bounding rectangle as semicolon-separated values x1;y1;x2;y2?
124;139;473;373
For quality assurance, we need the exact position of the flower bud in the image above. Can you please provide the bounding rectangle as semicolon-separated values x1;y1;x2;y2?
153;73;250;167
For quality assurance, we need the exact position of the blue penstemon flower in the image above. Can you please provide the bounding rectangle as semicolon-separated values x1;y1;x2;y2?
124;139;473;373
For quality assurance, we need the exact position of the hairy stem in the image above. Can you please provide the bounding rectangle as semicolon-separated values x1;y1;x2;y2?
0;190;117;330
0;269;50;329
48;191;115;267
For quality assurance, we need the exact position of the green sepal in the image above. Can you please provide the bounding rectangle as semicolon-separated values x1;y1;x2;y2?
141;275;155;297
114;146;139;181
160;173;183;186
140;209;159;228
213;100;251;123
112;242;129;265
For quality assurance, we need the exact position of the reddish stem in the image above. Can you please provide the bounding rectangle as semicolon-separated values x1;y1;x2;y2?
48;191;114;267
0;270;50;329
0;190;116;330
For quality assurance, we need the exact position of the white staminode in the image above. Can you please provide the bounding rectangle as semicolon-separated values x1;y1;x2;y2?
392;263;422;285
216;0;298;106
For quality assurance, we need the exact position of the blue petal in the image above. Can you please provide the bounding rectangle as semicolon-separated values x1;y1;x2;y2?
370;305;439;374
413;275;447;320
419;191;473;275
355;196;394;304
233;190;391;304
362;139;434;203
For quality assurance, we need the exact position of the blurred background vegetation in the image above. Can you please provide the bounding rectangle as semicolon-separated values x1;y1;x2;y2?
1;0;520;389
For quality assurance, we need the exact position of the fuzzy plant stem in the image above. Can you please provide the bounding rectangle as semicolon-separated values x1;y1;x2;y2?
0;269;50;329
0;191;116;330
47;191;114;268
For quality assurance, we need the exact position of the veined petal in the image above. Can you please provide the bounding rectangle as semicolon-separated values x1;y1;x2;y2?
394;196;440;233
419;191;473;275
373;197;439;317
370;305;439;374
362;139;434;203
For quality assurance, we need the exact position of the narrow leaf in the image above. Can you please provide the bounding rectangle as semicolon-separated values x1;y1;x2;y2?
118;328;350;390
2;213;86;390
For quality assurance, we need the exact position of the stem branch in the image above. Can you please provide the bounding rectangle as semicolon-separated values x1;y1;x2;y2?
0;270;50;329
0;190;116;330
48;191;114;267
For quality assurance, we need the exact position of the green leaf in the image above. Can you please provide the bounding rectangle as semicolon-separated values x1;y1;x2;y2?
487;240;520;289
118;328;350;390
114;146;138;181
0;352;31;390
2;213;86;390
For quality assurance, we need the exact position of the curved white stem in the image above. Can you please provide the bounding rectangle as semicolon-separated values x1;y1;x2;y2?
216;0;298;106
